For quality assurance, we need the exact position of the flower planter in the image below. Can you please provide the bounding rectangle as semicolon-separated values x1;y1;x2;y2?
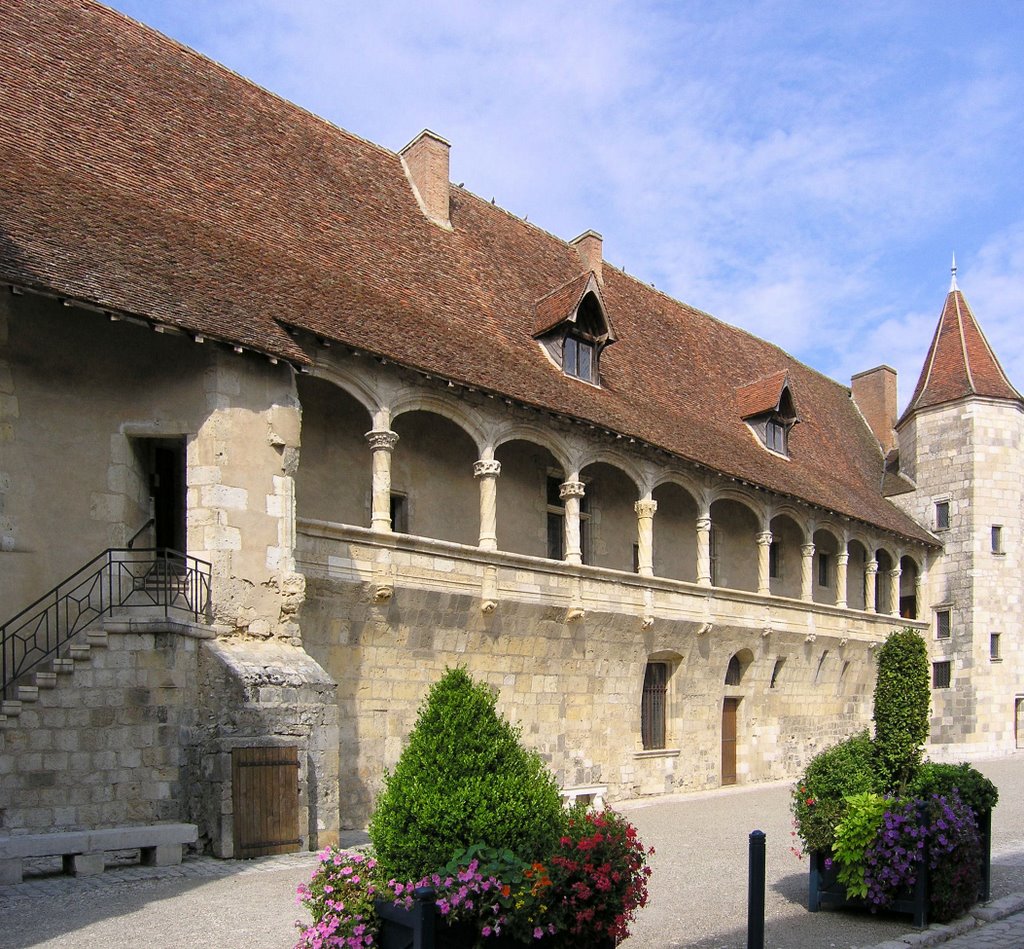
375;888;616;948
807;808;992;930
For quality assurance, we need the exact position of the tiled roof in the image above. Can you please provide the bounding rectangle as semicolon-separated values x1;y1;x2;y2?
0;0;934;546
900;288;1022;424
533;273;601;338
735;371;793;419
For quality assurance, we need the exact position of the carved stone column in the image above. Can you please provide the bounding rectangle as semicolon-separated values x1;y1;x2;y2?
634;499;657;578
473;459;501;551
756;530;773;596
696;513;712;587
560;481;586;565
365;430;399;532
915;569;926;621
864;559;878;613
800;542;815;602
888;566;902;617
835;551;849;609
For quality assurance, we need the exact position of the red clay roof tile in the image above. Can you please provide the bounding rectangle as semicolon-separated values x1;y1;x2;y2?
0;0;935;546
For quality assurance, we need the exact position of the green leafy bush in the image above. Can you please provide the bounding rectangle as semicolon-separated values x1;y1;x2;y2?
791;731;880;853
873;628;930;792
368;667;567;881
909;762;999;817
831;792;888;899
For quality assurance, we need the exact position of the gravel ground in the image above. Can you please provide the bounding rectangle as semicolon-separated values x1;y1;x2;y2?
1;753;1021;949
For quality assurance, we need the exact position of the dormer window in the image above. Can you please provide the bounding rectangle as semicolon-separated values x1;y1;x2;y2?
564;334;595;382
533;273;615;386
736;371;800;458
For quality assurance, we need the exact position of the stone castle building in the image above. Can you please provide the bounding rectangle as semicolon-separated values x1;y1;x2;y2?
1;1;1020;854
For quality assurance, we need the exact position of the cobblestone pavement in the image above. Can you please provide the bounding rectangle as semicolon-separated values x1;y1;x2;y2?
1;753;1022;948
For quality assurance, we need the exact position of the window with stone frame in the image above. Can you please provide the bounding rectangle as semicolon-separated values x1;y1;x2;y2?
935;608;951;640
935;499;950;531
990;633;1001;661
768;540;781;579
932;660;951;689
817;551;831;587
390;493;408;533
641;662;669;750
992;524;1004;554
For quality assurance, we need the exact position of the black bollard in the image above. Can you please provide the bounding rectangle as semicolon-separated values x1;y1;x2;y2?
747;830;766;949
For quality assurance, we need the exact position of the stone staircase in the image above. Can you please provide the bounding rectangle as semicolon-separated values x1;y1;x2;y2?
0;628;109;728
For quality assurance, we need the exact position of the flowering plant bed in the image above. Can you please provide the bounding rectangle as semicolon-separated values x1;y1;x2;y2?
296;809;651;948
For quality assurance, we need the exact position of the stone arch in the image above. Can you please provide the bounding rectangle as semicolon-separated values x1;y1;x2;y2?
768;511;804;599
708;486;766;524
709;496;760;591
390;392;489;455
492;422;573;475
812;527;841;605
390;409;479;545
874;546;897;615
493;437;564;558
306;364;382;421
724;647;755;685
295;375;374;525
899;553;921;619
579;459;643;571
578;450;644;495
846;538;869;610
651;479;699;582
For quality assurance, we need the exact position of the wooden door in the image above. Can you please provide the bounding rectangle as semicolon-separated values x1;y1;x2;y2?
232;746;301;858
721;698;739;786
1017;698;1024;750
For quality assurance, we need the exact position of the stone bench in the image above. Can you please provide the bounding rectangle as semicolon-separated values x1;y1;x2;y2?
0;823;198;884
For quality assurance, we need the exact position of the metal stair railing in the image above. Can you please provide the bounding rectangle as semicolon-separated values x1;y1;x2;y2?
2;548;211;698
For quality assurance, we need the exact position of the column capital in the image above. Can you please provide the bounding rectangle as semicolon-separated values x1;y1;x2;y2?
634;499;658;518
756;530;773;547
836;551;849;566
559;480;586;500
865;560;879;576
696;515;712;532
801;542;816;557
365;429;399;452
473;459;501;478
889;566;902;579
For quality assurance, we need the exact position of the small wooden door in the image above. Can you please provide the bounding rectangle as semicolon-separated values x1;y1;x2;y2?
232;746;301;858
1016;698;1024;750
722;698;739;786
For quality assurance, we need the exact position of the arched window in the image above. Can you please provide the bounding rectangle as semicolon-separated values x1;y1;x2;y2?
725;655;742;686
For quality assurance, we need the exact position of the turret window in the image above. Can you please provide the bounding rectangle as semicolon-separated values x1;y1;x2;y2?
563;334;595;383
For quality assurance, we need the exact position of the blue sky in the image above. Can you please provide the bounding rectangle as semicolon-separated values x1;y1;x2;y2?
108;0;1024;410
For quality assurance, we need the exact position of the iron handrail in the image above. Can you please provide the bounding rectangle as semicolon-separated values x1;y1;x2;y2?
126;518;156;550
2;547;211;698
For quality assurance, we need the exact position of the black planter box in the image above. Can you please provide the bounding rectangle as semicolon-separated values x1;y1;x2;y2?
807;808;992;930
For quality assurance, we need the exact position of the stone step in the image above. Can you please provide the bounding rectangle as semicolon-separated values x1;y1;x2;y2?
1;700;22;717
16;685;39;703
0;713;9;728
85;630;109;648
34;671;58;689
68;644;91;661
52;658;75;674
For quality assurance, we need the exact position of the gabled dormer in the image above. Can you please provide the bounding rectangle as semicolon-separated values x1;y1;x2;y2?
533;270;616;386
736;371;799;457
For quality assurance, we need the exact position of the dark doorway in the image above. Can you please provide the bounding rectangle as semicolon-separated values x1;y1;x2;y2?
722;697;739;786
147;438;186;553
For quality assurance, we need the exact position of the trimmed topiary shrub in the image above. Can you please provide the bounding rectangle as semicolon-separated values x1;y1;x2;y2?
909;761;999;817
368;667;567;881
792;730;880;853
873;628;930;793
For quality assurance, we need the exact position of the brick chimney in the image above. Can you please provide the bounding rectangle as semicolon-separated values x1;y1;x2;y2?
399;129;451;230
570;230;603;284
851;365;898;453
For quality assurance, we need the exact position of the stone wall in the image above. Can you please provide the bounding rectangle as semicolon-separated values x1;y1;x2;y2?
297;523;915;830
0;621;203;836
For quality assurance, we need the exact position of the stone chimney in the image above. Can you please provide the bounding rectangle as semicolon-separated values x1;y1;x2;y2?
399;129;451;230
570;230;603;284
851;365;898;453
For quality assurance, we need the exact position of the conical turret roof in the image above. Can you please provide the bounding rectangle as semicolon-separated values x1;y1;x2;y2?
899;266;1022;425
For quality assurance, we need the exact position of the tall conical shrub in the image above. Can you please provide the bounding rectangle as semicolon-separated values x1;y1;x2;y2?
368;667;566;881
873;628;930;792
